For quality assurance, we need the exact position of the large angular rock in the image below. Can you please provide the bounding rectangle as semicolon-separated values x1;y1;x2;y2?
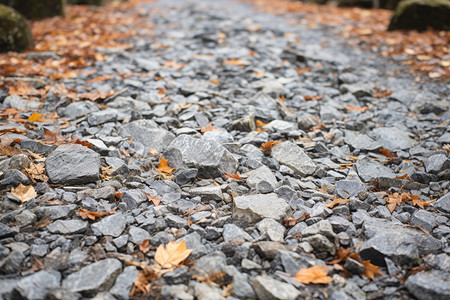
405;270;450;300
433;192;450;213
233;193;291;225
47;220;89;234
354;156;396;182
271;141;316;177
91;213;126;237
0;0;66;19
0;4;33;52
388;0;450;31
359;217;442;265
246;165;277;193
13;270;60;300
118;120;175;152
45;144;100;185
62;258;122;294
164;134;238;178
371;127;416;150
344;131;381;151
252;275;300;300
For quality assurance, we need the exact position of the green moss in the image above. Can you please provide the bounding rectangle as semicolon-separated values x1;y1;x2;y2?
388;0;450;31
0;4;33;52
0;0;66;19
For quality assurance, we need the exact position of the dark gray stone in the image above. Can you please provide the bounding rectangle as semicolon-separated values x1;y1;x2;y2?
433;193;450;213
128;226;150;244
91;213;126;237
47;220;89;234
405;270;450;300
62;258;122;294
223;224;252;242
0;250;24;274
410;210;436;232
0;222;14;239
13;270;61;300
354;156;396;182
110;266;138;300
252;275;300;300
247;165;277;193
344;131;381;151
425;154;450;174
336;180;366;198
35;205;77;221
45;144;100;185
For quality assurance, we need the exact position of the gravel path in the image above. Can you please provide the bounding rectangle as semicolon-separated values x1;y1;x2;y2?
0;0;449;299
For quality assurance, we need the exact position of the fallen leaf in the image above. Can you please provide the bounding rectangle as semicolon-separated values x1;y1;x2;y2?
139;239;150;254
24;162;48;182
192;270;231;287
357;257;383;280
10;184;37;203
411;196;430;210
145;192;161;206
78;208;117;221
379;148;397;158
328;247;353;265
304;94;323;101
201;123;220;134
260;140;281;154
224;59;248;66
130;270;154;296
27;112;43;122
224;172;245;180
373;87;393;99
154;157;176;177
325;198;351;209
294;266;333;284
43;127;67;145
255;120;268;127
154;240;193;269
344;105;367;113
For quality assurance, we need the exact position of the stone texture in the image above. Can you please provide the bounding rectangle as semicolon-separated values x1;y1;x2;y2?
0;4;33;52
271;141;316;177
91;213;126;237
233;193;291;225
252;275;300;300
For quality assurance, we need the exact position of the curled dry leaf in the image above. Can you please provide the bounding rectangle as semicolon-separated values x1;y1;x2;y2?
144;192;161;206
138;239;150;254
260;140;281;154
294;265;333;284
78;208;117;221
154;157;176;177
24;162;48;182
201;123;220;134
224;172;245;180
154;240;193;269
344;105;367;113
11;184;37;203
325;198;351;209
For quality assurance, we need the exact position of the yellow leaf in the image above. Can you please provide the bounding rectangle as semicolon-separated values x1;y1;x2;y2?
11;184;37;203
256;120;268;127
27;112;43;122
154;240;193;269
155;157;176;176
294;265;333;284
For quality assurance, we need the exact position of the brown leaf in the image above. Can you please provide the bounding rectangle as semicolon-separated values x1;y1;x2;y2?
154;240;193;269
260;141;281;154
359;259;383;280
224;172;245;180
327;247;353;265
294;266;333;284
325;198;351;209
379;148;397;158
78;208;117;221
344;105;367;113
138;239;150;254
154;157;176;177
411;196;430;210
27;112;43;122
373;87;393;99
43;127;67;145
145;193;161;206
24;162;48;182
201;123;220;134
224;59;248;66
304;94;323;101
10;184;37;203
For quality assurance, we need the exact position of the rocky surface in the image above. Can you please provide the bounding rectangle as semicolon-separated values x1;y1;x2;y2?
0;0;449;299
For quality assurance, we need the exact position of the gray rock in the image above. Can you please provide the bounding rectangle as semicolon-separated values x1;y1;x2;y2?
191;253;227;277
77;186;116;201
252;275;300;300
410;210;436;232
256;218;286;242
247;165;277;193
360;217;442;265
0;279;17;300
0;251;24;274
165;214;188;228
336;180;366;198
35;205;77;221
191;281;225;300
371;127;416;150
405;270;450;300
344;131;381;151
177;232;206;258
3;95;41;110
189;186;223;201
164;135;238;178
62;258;122;293
354;156;396;182
13;270;61;300
91;213;126;237
118;120;174;152
59;101;99;120
0;223;14;239
202;130;234;144
30;244;48;257
223;224;253;242
120;189;147;210
271;141;316;177
310;203;333;218
128;226;150;244
303;234;337;256
233;193;291;225
433;193;450;213
47;220;89;234
253;241;287;260
320;105;343;122
161;285;194;300
46;144;100;185
425;154;450;174
87;109;118;126
110;266;138;300
278;250;316;275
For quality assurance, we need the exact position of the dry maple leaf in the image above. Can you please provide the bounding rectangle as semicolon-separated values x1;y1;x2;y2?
130;270;154;296
255;120;268;127
347;253;382;280
284;212;309;227
327;247;353;265
154;157;176;177
10;184;37;203
154;240;193;269
304;94;324;101
78;208;117;221
344;105;367;113
325;198;351;209
43;127;67;145
27;112;43;122
24;162;48;182
294;265;333;284
379;148;397;158
411;196;431;210
224;172;245;180
144;192;161;206
260;141;281;154
201;123;220;134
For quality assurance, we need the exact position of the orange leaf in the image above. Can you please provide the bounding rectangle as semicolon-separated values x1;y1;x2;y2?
359;259;383;280
201;124;220;134
78;208;117;221
304;94;323;101
344;105;367;113
43;127;67;146
395;174;412;181
10;184;37;203
27;112;43;122
379;148;397;158
260;141;281;154
145;193;161;206
224;59;248;66
325;198;351;209
294;266;333;284
138;239;150;253
411;196;430;210
154;240;193;269
256;120;268;127
224;172;245;180
327;247;353;265
154;157;176;176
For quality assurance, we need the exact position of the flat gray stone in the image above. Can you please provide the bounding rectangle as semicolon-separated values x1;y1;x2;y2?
91;213;126;237
45;144;100;185
405;270;450;300
118;120;175;152
47;220;89;234
371;127;416;150
253;275;300;300
344;131;381;151
14;270;61;300
62;258;122;293
189;186;224;201
164;135;238;178
336;180;366;198
128;226;150;244
247;165;277;193
256;218;286;242
271;141;316;177
360;217;442;265
425;154;450;174
354;156;396;182
110;266;138;300
433;193;450;213
233;193;291;225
